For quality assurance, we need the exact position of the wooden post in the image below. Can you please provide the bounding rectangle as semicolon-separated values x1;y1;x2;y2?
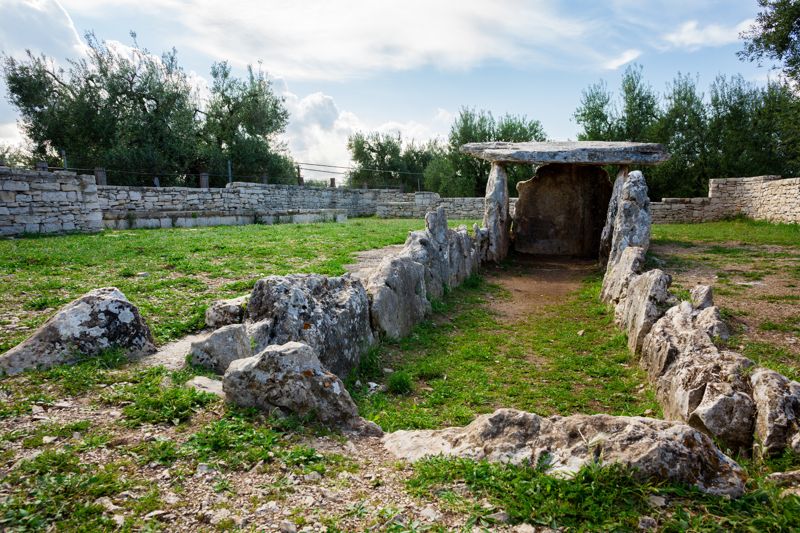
296;165;304;185
261;174;268;185
329;177;336;188
94;167;107;186
227;159;233;184
199;172;209;189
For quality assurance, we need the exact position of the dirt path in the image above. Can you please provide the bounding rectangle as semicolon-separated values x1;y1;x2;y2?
484;254;598;322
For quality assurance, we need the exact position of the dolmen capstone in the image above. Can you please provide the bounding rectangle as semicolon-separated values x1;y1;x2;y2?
0;287;155;375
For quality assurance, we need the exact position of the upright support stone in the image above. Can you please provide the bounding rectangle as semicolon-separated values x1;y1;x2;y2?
329;177;336;188
599;167;628;266
199;173;210;189
94;167;107;186
482;162;510;262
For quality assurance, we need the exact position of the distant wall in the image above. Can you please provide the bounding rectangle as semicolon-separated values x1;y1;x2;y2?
0;167;102;236
651;176;799;224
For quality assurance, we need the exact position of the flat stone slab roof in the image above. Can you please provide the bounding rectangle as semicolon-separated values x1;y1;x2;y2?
461;141;669;165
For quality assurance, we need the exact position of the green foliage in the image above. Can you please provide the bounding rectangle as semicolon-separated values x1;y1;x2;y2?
0;449;127;531
387;371;413;395
1;31;293;185
101;367;218;425
739;0;800;83
574;64;800;200
409;458;654;530
345;131;436;191
184;413;279;469
34;347;128;396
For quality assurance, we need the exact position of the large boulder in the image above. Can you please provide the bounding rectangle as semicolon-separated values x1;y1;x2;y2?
189;324;252;374
246;274;373;379
606;170;651;267
482;162;511;263
223;341;380;435
600;245;646;305
614;269;673;353
365;254;431;339
750;369;800;455
383;408;745;497
0;287;156;375
205;295;248;329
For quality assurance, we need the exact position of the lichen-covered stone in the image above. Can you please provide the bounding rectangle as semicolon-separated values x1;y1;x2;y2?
751;369;800;455
600;246;646;305
383;408;745;497
0;287;155;375
189;324;252;374
223;342;380;434
365;254;431;339
599;171;625;266
690;285;714;310
246;274;373;379
205;295;248;329
606;171;651;267
614;269;673;353
482;163;510;263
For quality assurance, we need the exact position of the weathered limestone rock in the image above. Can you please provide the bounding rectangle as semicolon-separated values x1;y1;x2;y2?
642;302;756;449
687;382;755;450
383;408;745;497
402;208;478;299
607;171;651;267
365;255;431;339
614;269;672;353
223;342;380;435
600;246;646;305
205;295;248;329
512;164;612;257
482;163;510;263
189;324;252;374
0;287;155;375
751;369;800;455
695;306;730;341
690;285;714;310
599;171;626;266
246;274;373;379
185;376;224;398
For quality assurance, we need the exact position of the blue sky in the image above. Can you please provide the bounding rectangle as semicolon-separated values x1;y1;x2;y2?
0;0;777;179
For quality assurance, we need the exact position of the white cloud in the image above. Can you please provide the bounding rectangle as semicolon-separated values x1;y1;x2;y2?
0;122;24;146
663;19;754;50
282;88;451;183
603;49;641;70
57;0;644;79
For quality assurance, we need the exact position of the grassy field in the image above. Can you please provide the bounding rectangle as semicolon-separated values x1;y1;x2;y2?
0;219;476;353
0;218;799;530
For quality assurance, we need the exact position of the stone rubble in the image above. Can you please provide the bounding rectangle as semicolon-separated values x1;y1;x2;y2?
0;287;155;375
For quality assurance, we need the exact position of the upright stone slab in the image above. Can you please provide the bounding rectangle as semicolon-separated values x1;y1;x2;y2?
606;170;651;266
599;170;626;266
482;162;510;262
513;164;612;257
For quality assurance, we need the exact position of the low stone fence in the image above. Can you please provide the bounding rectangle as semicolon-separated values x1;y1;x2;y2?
1;166;523;236
651;176;799;224
0;167;102;236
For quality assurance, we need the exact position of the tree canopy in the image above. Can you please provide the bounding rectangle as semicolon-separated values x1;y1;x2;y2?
2;32;295;186
740;0;800;83
573;64;800;200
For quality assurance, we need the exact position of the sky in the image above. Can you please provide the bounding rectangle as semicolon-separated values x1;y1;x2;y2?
0;0;778;181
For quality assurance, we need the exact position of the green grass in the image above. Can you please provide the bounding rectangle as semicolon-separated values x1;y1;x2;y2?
653;218;800;247
352;274;659;432
407;457;800;531
0;219;476;352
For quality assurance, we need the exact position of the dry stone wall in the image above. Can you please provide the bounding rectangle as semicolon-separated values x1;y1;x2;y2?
0;167;103;236
651;176;799;224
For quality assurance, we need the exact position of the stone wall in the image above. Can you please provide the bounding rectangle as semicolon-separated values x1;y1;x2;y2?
651;176;800;224
1;166;512;236
0;167;102;236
